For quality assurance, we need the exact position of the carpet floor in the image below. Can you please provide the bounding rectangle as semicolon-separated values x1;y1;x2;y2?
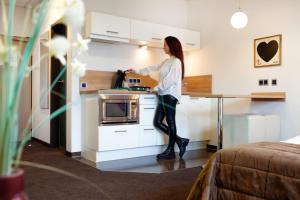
22;141;202;200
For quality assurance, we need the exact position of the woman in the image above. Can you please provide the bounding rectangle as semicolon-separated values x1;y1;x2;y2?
130;36;189;160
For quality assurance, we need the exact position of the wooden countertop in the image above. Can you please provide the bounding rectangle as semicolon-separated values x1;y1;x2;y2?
183;92;286;101
182;92;251;98
81;89;153;95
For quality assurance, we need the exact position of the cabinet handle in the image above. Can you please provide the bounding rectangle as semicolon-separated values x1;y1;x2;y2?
143;97;155;99
186;43;195;46
106;30;119;34
114;130;127;133
151;37;162;41
143;108;155;110
144;128;155;131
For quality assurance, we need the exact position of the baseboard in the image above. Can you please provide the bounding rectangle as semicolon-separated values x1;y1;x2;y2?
31;137;51;147
65;151;81;157
83;141;208;163
206;144;217;152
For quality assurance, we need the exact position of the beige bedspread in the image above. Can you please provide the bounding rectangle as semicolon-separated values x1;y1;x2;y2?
188;142;300;200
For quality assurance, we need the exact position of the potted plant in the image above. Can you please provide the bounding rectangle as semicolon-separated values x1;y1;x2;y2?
0;0;89;199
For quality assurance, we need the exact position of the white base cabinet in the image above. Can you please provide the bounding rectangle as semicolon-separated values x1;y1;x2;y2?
223;114;281;148
99;125;139;151
176;96;211;142
81;94;211;163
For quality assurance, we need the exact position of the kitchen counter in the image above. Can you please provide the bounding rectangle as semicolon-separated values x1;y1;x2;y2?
81;90;286;101
80;89;152;95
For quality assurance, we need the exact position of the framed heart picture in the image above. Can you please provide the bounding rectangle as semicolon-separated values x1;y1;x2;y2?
254;34;282;68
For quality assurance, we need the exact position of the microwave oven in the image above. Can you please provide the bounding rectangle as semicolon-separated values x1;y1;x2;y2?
99;94;139;124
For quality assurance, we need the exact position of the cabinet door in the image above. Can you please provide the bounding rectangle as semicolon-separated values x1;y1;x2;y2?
139;126;158;147
176;96;211;142
131;20;164;45
86;12;130;42
139;94;157;105
98;125;139;151
140;104;156;126
156;131;168;145
264;115;281;141
131;20;176;47
178;29;201;51
248;115;265;143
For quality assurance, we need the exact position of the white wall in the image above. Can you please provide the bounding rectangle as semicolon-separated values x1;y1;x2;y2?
186;0;300;144
0;6;32;37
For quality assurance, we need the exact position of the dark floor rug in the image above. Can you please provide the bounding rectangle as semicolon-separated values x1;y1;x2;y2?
21;141;202;200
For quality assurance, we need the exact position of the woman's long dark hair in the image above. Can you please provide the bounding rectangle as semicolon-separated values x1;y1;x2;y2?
165;36;184;80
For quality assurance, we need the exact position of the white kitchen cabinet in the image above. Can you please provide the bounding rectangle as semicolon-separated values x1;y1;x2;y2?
82;93;211;163
98;124;139;151
139;94;168;145
85;12;130;43
139;126;158;147
177;29;201;51
139;94;157;105
223;114;281;148
130;20;200;51
131;20;172;48
140;104;156;125
176;96;211;142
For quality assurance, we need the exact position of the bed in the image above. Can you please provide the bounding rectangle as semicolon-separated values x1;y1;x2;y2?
187;139;300;200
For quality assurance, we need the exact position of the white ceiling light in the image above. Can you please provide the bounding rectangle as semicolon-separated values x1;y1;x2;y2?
231;1;248;29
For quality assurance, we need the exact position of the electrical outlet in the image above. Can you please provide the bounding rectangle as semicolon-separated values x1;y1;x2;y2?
80;82;87;88
272;79;277;86
258;79;264;86
263;79;268;86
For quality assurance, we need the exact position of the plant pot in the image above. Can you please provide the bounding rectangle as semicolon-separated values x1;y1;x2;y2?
0;169;27;200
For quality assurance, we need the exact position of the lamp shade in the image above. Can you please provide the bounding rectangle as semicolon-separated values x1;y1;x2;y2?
231;11;248;29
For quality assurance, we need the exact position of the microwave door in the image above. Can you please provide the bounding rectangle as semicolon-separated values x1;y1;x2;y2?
102;100;128;123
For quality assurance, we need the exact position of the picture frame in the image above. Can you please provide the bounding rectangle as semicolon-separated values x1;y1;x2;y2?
254;34;282;68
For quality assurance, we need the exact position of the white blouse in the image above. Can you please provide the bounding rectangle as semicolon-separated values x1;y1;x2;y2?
136;56;182;102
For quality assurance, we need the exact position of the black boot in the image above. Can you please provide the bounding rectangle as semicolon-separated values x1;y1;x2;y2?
177;137;189;158
156;147;175;160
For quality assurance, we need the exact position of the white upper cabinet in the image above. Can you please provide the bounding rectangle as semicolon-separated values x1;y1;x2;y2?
85;12;200;50
85;12;131;43
131;20;176;48
131;20;200;51
177;29;201;51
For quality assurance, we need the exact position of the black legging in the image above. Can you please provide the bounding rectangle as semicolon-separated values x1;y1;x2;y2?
153;95;178;149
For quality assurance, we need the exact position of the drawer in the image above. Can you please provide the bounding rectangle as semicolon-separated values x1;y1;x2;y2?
139;126;158;147
139;94;157;105
98;125;139;151
139;105;156;125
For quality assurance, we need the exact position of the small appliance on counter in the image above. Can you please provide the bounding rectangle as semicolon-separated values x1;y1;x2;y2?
128;86;151;91
112;69;128;89
112;69;152;91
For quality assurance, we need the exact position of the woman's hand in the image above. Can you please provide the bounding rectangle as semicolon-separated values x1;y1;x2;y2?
147;89;157;94
126;68;136;73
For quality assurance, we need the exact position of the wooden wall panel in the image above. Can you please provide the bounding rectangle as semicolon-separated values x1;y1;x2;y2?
182;75;212;93
80;70;212;94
